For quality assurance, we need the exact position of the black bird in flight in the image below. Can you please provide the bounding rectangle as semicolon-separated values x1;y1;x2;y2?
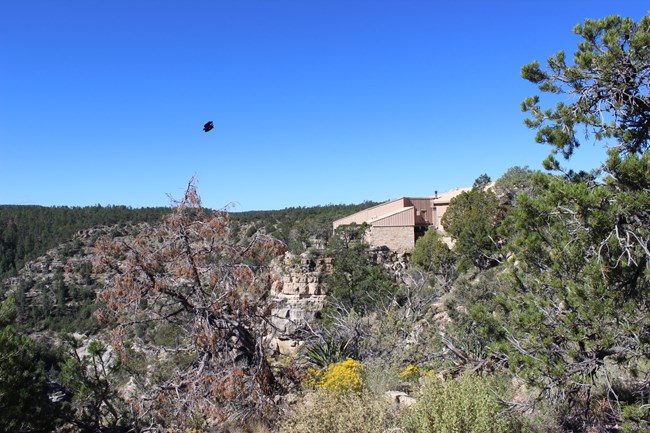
203;121;214;132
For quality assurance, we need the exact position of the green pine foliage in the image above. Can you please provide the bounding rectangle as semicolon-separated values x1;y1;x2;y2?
491;157;650;426
59;336;131;431
521;15;650;167
0;296;59;432
442;12;650;430
441;185;506;270
411;227;456;286
324;224;400;316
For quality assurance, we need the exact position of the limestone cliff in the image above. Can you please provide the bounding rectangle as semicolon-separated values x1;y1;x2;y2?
267;252;332;354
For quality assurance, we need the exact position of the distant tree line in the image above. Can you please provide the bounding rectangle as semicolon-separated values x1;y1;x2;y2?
231;202;380;253
0;205;171;281
0;202;381;283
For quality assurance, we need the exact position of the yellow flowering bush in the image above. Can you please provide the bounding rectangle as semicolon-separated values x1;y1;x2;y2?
303;367;324;389
318;358;364;393
399;364;421;382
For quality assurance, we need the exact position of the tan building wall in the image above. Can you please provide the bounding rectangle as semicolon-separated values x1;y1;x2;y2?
332;187;474;252
372;207;415;227
431;187;471;229
333;198;409;229
366;226;415;252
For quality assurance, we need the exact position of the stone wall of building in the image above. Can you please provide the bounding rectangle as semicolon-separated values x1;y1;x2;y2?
366;225;415;253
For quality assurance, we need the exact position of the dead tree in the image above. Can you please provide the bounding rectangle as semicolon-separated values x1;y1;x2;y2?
94;179;286;429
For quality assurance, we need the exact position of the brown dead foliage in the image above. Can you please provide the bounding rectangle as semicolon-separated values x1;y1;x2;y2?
94;179;286;429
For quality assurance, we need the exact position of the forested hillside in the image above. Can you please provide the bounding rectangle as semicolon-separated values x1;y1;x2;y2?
232;202;379;252
0;202;379;282
0;205;170;281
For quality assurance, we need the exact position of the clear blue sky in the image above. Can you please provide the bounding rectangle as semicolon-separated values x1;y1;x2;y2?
1;1;648;211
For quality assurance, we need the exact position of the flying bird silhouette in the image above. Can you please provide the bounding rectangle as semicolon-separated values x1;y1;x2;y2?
203;121;214;132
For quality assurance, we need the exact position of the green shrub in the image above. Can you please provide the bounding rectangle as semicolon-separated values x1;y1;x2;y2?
280;389;397;433
363;359;403;395
621;404;650;433
412;228;457;283
405;374;513;433
303;337;356;368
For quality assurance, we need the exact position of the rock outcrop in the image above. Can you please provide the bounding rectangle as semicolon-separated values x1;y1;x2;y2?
265;247;415;355
267;252;332;355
